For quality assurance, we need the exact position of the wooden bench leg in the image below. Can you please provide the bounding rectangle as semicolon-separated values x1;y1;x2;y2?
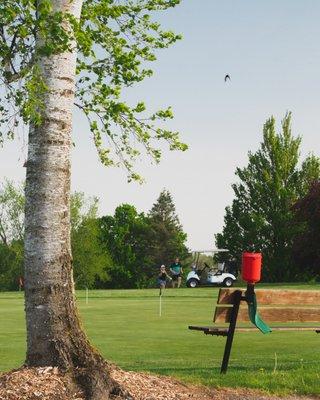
220;290;242;373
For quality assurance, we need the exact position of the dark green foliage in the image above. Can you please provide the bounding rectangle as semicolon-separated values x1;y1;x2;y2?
216;113;320;282
99;190;188;288
148;189;188;267
292;181;320;280
0;181;189;290
99;204;154;288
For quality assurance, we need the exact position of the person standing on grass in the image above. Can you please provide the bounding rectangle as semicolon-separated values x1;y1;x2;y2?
170;257;183;288
158;265;172;295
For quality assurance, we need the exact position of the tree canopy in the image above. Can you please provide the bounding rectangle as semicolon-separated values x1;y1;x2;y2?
71;192;112;289
0;180;24;290
0;181;189;290
99;190;188;288
0;182;113;290
148;189;188;266
292;181;320;280
0;0;187;181
216;113;320;281
99;203;153;288
0;179;24;245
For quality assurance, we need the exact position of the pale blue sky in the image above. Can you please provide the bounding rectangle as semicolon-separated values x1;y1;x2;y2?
1;1;320;249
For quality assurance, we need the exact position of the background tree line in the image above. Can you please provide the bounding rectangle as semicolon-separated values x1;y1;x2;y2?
3;115;319;288
0;187;188;291
216;113;320;282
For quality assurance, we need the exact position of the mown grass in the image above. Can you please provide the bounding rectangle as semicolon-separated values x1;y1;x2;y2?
1;285;320;395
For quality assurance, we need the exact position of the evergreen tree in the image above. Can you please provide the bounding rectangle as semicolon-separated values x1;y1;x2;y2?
148;189;188;267
216;113;320;281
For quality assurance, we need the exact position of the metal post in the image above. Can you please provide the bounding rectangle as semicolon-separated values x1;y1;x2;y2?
220;290;242;374
245;283;255;304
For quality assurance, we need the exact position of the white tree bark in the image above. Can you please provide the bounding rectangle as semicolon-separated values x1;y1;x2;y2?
24;1;125;399
25;0;82;365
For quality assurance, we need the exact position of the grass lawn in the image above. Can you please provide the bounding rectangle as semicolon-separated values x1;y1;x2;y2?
1;285;320;395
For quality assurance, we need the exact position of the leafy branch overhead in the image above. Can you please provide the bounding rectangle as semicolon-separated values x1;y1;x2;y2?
0;0;187;181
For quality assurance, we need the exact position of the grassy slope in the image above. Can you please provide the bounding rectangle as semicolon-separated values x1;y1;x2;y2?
1;285;320;395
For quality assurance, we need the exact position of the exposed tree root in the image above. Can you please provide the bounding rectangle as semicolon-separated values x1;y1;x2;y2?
73;363;132;400
25;273;131;399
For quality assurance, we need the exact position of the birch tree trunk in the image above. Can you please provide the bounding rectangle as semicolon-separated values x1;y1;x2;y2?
24;1;125;399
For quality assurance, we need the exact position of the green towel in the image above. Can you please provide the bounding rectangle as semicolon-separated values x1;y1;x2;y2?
248;293;272;334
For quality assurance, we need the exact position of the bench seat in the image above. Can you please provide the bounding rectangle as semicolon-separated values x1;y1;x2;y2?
188;288;320;373
188;326;228;336
189;325;320;334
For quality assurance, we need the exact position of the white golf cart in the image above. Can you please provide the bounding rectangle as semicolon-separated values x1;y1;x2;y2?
186;249;237;288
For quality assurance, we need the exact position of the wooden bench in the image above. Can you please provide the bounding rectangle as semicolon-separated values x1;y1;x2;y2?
189;288;320;373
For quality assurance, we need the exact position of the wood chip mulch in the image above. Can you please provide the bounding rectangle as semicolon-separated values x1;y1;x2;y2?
0;367;318;400
0;367;83;400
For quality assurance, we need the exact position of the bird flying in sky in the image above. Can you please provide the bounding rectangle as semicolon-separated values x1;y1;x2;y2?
224;74;231;82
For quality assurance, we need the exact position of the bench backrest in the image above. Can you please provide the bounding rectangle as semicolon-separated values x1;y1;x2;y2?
214;288;320;323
